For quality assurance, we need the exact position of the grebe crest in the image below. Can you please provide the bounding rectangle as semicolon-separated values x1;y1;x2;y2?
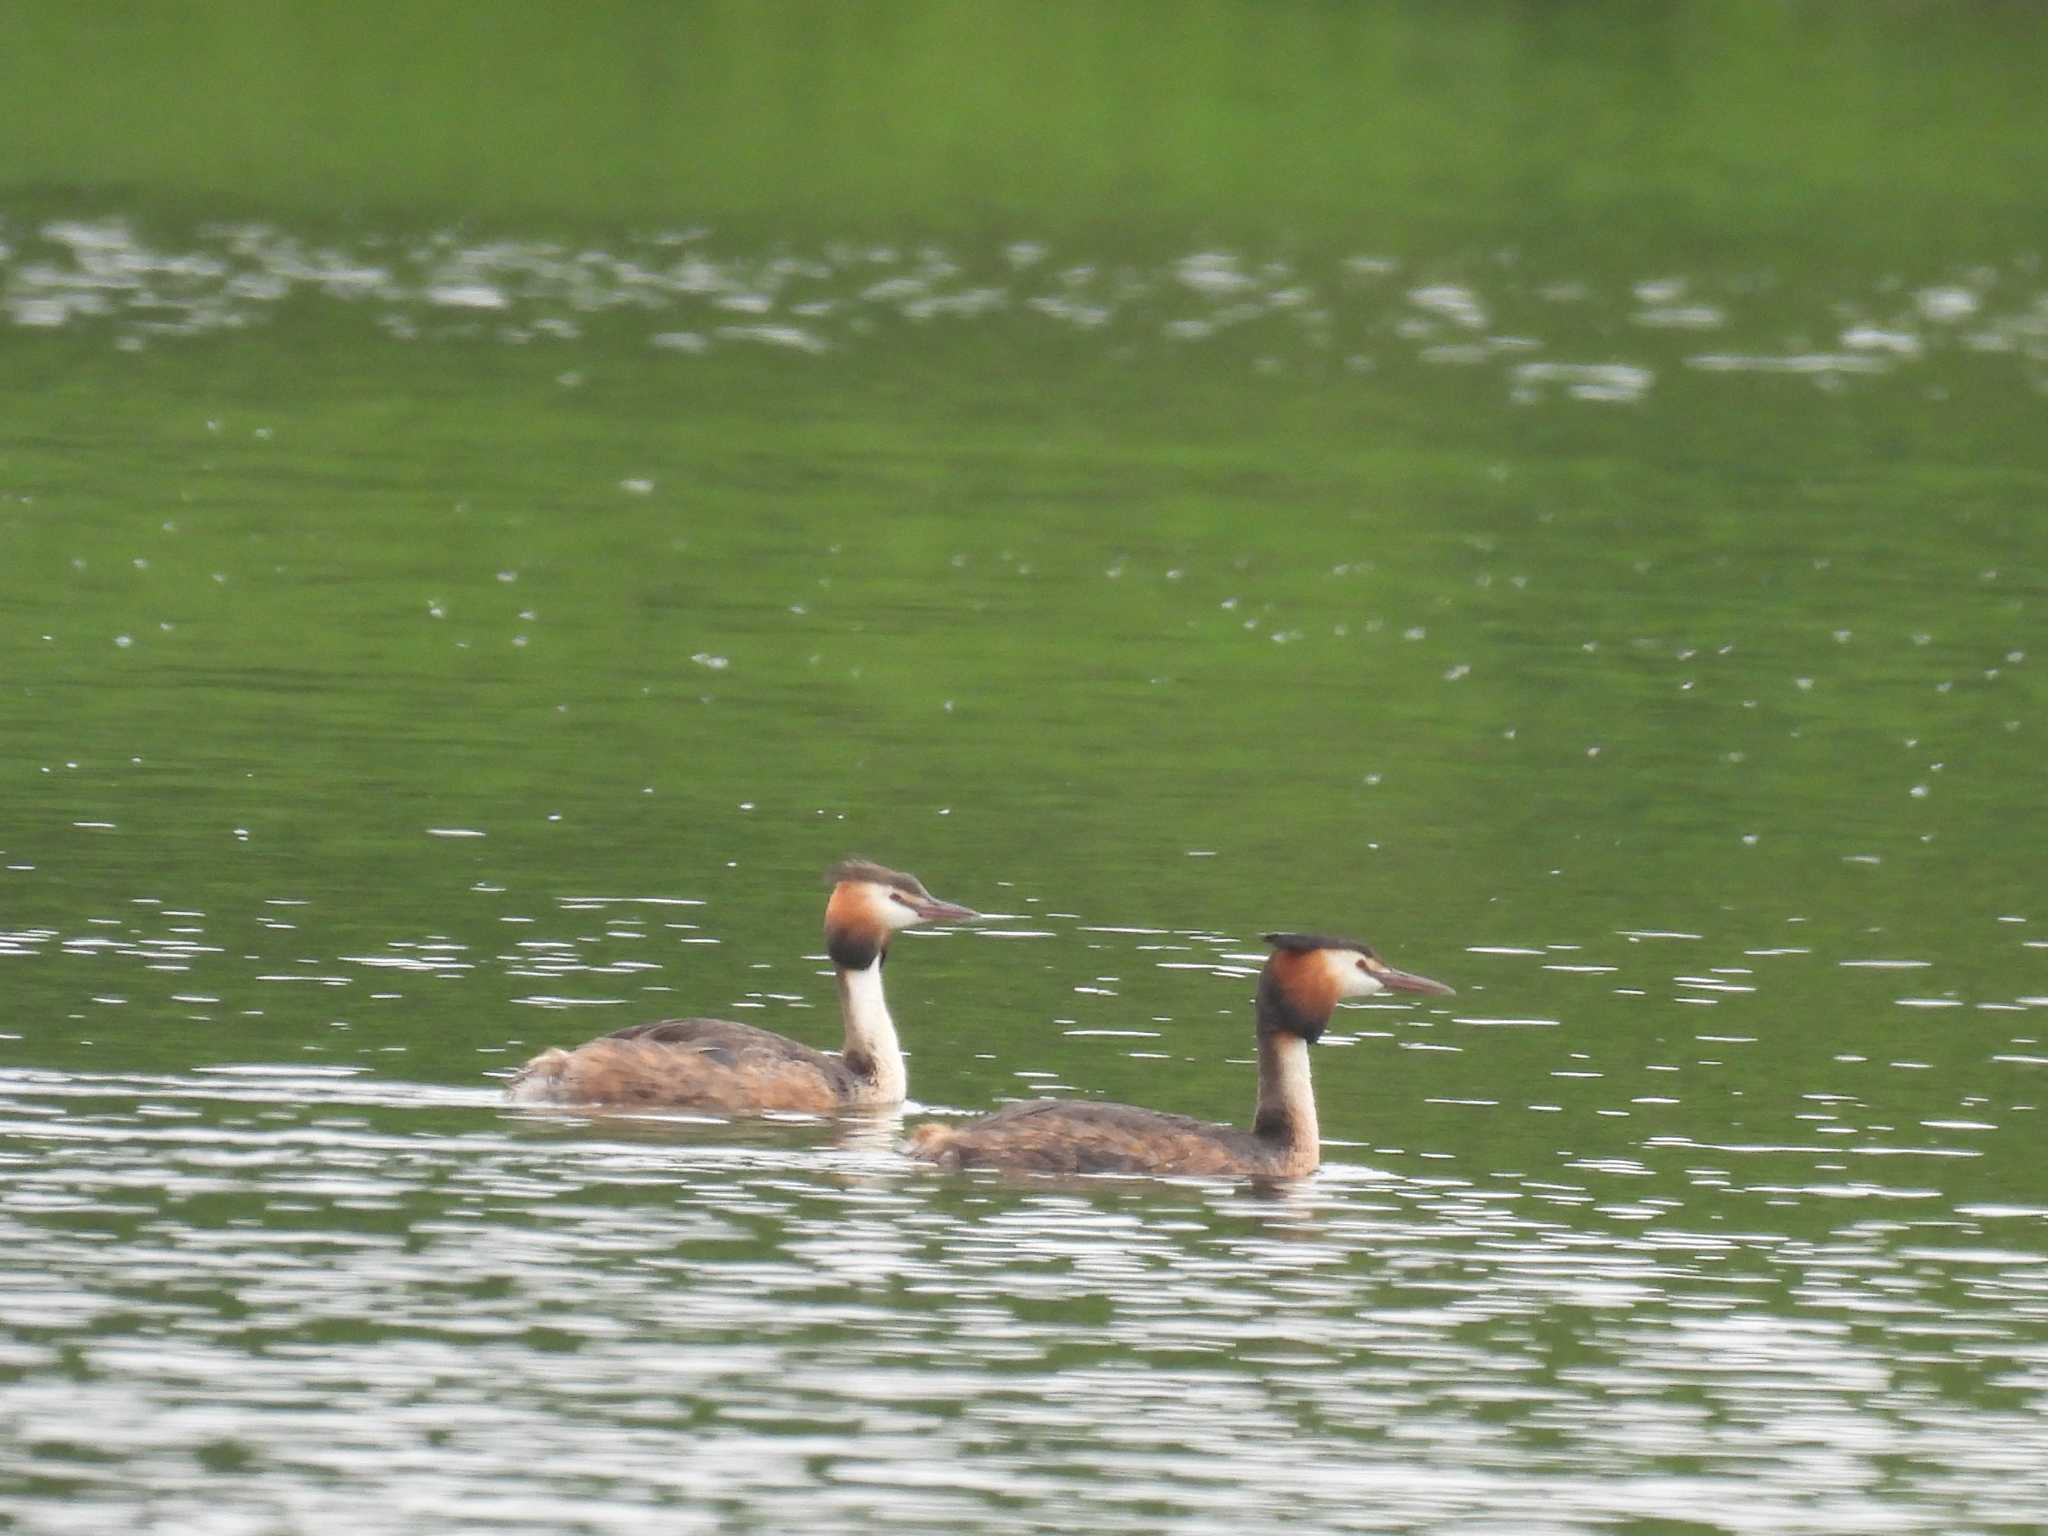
1259;931;1454;1041
823;858;974;970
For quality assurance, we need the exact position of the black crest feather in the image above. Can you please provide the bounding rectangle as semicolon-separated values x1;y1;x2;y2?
1262;931;1380;959
825;858;931;899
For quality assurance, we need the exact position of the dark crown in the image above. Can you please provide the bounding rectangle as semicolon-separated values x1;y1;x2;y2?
1263;931;1379;959
826;858;932;899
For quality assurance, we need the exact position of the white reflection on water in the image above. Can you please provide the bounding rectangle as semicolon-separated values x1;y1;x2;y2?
2;1059;2045;1534
5;218;2047;409
4;898;2045;1533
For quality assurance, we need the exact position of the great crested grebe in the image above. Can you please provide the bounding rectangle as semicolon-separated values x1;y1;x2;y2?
905;932;1453;1178
505;859;978;1113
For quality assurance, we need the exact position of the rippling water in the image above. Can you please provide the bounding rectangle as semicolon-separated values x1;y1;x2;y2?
6;217;2045;409
6;901;2046;1531
6;1059;2046;1534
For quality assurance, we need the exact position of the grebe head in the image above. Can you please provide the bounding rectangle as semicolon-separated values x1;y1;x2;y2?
823;858;980;970
1257;932;1454;1041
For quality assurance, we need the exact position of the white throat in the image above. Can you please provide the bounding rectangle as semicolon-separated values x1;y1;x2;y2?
1255;1031;1320;1169
836;961;906;1104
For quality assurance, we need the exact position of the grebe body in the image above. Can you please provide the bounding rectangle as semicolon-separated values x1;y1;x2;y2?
905;932;1451;1178
506;860;977;1113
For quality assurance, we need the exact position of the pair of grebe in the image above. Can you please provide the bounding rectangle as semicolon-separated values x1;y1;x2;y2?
507;858;1453;1179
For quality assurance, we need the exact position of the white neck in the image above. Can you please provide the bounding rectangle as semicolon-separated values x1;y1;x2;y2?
1254;1031;1320;1174
836;962;906;1104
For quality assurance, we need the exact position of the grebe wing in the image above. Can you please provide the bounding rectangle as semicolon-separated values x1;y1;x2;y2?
603;1015;836;1065
906;1099;1268;1176
508;1016;851;1111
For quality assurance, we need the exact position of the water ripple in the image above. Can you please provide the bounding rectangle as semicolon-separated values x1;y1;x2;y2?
4;1052;2045;1533
5;218;2044;409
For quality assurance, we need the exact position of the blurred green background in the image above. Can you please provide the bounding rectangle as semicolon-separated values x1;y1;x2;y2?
6;0;2047;254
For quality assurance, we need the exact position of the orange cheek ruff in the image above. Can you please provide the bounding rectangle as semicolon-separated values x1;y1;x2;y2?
824;884;891;968
824;884;882;935
1268;948;1343;1021
824;885;860;932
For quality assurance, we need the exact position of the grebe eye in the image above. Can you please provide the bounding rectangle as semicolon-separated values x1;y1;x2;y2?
1356;957;1371;972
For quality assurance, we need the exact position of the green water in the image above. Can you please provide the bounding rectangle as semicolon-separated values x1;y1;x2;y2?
4;6;2047;1532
